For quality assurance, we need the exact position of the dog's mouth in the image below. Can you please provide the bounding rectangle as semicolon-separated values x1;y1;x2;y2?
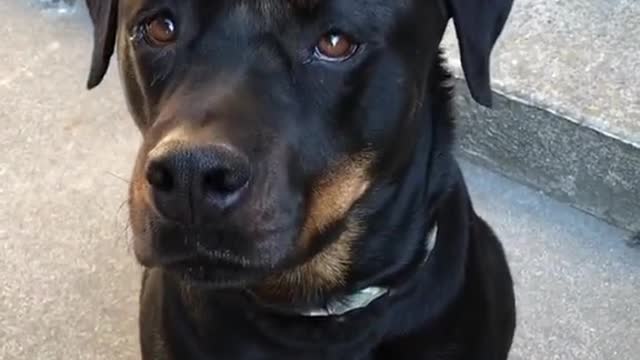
158;247;276;289
133;214;302;288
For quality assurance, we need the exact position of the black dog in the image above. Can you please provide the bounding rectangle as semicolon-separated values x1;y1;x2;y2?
86;0;515;358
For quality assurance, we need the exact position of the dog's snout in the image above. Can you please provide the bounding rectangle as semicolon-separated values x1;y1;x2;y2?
145;143;251;224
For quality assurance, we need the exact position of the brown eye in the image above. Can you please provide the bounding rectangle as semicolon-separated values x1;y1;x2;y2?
314;32;358;61
144;15;177;46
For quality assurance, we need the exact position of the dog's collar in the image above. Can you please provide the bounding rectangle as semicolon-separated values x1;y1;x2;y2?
251;225;438;318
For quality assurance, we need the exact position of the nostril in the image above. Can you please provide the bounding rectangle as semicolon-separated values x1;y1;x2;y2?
146;161;174;192
202;166;249;195
203;169;228;193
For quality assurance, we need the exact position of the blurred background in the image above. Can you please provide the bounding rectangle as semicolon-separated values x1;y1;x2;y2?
0;0;638;359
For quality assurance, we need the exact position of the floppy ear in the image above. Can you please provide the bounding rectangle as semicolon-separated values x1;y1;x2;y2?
85;0;119;89
447;0;513;107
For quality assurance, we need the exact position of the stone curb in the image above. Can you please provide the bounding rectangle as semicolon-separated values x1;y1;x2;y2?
454;79;640;240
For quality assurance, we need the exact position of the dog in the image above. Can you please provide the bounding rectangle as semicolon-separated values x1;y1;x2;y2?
85;0;516;358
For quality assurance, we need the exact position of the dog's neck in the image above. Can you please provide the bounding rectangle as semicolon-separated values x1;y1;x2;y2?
337;55;455;288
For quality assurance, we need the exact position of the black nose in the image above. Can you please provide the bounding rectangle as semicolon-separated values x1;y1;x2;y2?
145;144;251;224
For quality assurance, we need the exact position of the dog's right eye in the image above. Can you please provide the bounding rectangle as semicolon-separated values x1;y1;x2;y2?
314;31;359;62
143;15;178;47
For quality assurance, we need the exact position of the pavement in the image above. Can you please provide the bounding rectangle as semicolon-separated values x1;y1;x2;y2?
1;1;639;359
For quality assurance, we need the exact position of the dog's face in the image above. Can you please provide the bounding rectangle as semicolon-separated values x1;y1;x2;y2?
86;0;511;297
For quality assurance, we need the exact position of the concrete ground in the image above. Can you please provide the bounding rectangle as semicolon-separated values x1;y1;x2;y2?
1;2;639;359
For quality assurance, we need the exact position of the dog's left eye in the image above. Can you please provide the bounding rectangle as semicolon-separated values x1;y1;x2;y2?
314;31;359;62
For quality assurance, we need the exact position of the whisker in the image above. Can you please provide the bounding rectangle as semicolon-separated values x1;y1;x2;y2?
112;198;131;251
106;171;131;184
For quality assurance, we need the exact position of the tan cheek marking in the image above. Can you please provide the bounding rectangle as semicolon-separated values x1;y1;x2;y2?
128;164;154;261
263;218;364;301
128;170;148;234
299;152;374;246
260;152;374;301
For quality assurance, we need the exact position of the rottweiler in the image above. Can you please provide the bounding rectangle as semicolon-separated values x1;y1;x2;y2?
85;0;516;358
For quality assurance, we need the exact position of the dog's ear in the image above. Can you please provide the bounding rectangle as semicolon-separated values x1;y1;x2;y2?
447;0;513;107
86;0;119;89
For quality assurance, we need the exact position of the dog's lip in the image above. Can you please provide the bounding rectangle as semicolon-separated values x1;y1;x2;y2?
148;214;295;238
165;256;242;271
157;250;267;271
162;253;270;288
153;238;279;270
136;217;298;271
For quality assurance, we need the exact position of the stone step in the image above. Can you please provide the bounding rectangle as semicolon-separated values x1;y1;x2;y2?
442;0;640;239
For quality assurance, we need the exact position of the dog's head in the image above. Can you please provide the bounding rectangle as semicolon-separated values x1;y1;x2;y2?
86;0;511;299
